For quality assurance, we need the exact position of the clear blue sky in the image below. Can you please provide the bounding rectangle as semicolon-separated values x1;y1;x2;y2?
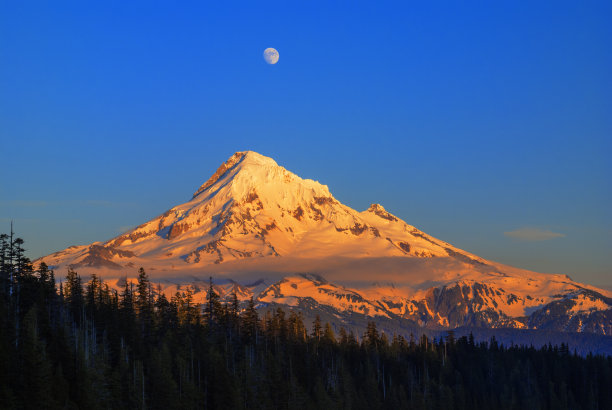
1;1;610;287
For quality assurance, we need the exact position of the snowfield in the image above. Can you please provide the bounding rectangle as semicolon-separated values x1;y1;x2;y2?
36;151;612;335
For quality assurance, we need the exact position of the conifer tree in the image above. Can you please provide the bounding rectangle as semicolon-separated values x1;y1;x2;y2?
0;233;9;294
380;332;389;350
205;277;221;327
288;311;307;342
119;277;136;347
311;315;322;342
347;329;358;347
242;297;259;343
120;278;133;313
323;322;336;345
365;322;380;350
230;291;239;318
85;274;101;315
136;268;154;337
338;327;348;346
136;268;150;310
64;267;84;324
12;238;32;281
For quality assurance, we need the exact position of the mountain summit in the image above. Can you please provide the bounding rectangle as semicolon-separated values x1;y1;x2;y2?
37;151;612;336
44;150;469;268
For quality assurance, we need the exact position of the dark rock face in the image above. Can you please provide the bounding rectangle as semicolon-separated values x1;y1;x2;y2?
184;240;225;264
368;204;398;222
109;229;154;247
444;248;486;266
292;206;304;221
309;204;324;221
398;242;410;253
349;223;367;236
527;290;612;334
256;278;611;337
71;245;135;270
396;282;524;329
313;196;335;206
168;222;191;239
193;152;246;197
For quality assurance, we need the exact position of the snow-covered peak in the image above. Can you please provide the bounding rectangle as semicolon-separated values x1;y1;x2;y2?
239;150;280;167
36;149;497;268
34;151;612;336
193;150;280;198
193;152;247;198
192;151;331;204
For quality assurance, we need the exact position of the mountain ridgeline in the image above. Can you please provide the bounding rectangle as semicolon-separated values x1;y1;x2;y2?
36;151;612;339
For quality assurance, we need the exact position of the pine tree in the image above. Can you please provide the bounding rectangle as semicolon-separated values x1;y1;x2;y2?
119;278;133;313
119;277;136;349
323;322;336;345
135;268;151;313
288;311;307;342
230;290;239;318
64;268;84;324
0;233;9;295
12;238;32;281
85;274;101;316
205;277;221;327
311;315;322;342
36;262;55;299
364;322;380;350
241;297;259;343
338;327;348;346
347;329;358;347
136;268;154;338
380;332;389;348
155;289;177;332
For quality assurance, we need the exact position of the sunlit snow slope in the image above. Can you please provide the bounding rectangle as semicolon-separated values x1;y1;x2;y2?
36;151;612;335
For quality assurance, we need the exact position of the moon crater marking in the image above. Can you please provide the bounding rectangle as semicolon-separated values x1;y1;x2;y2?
263;48;279;64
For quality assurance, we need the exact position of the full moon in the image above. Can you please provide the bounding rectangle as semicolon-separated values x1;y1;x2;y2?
263;48;279;64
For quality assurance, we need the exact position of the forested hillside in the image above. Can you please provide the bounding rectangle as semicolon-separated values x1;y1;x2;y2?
1;233;611;409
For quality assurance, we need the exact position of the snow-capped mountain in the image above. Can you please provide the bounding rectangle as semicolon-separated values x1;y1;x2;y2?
37;151;612;336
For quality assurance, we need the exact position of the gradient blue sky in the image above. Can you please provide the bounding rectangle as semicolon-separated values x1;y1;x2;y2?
1;1;610;287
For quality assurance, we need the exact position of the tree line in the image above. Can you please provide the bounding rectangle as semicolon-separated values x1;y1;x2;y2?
1;232;611;409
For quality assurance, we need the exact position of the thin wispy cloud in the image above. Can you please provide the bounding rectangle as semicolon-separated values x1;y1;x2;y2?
0;200;135;208
0;200;49;207
84;200;131;207
118;225;135;233
504;227;565;241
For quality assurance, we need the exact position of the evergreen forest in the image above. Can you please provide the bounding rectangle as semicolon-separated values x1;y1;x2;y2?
1;233;611;409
